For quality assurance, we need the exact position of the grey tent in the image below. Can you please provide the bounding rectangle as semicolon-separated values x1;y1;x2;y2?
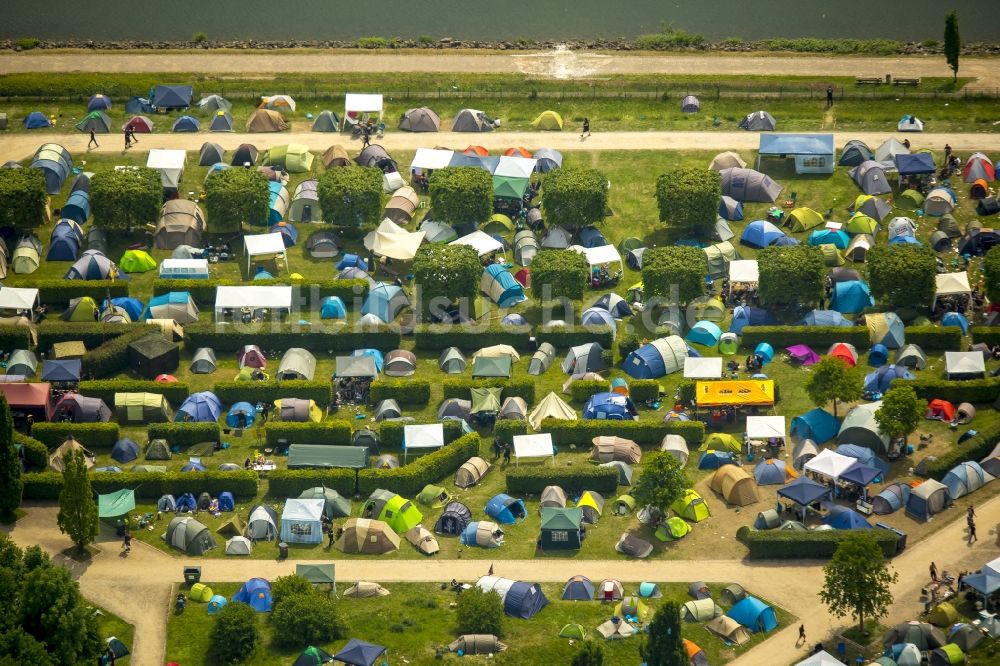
561;343;606;377
435;501;473;535
937;215;962;238
190;347;217;374
720;168;782;203
438;398;471;421
896;344;927;369
533;148;563;173
455;457;491;488
87;227;107;254
946;351;986;380
681;95;700;113
311;110;340;132
374;399;401;421
837;402;889;454
500;396;527;421
399;107;441;132
64;249;117;280
439;347;467;374
289;180;323;223
246;504;279;541
383;187;419;224
154;199;205;250
845;234;874;262
615;532;654;558
277;348;316;380
528;343;557;375
231;143;259;166
930;230;952;252
299;486;352;519
849;160;892;195
384;349;417;377
514;230;540;266
472;355;512;379
144;439;172;460
906;479;951;521
306;231;339;258
452;108;494;132
851;195;892;222
839;140;874;166
739;111;776;131
197;94;231;112
875;138;910;169
162;516;217;555
208;111;234;132
54;394;111;422
704;241;741;279
356;144;397;172
449;635;506;655
198;142;225;166
541;486;568;509
7;349;38;377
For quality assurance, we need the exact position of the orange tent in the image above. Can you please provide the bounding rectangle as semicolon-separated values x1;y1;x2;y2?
684;639;708;666
504;147;532;158
695;380;775;407
464;145;489;156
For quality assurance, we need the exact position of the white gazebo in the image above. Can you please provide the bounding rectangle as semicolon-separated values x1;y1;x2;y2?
410;148;455;174
683;357;723;379
146;149;187;189
451;230;505;257
214;285;293;320
577;244;622;269
243;232;288;275
403;423;444;462
344;93;383;128
512;433;555;465
934;271;971;306
729;260;759;296
0;287;39;314
494;155;538;178
804;449;857;482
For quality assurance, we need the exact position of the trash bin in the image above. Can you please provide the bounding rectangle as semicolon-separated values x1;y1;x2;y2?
278;542;288;559
183;566;202;585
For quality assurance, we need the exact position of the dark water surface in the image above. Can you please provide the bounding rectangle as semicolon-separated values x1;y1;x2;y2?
2;0;996;42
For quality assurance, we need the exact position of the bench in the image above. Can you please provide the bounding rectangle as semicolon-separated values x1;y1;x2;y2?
894;77;921;86
855;77;882;85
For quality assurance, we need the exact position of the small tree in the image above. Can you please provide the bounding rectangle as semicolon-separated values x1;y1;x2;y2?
632;452;689;512
0;168;47;231
317;166;383;227
570;640;605;666
875;385;926;445
642;246;707;303
456;586;504;637
819;532;898;634
269;574;314;607
641;601;687;666
805;356;862;417
982;246;1000;302
944;10;961;82
270;590;346;648
428;167;493;227
413;244;481;318
56;449;98;554
757;245;825;306
867;244;937;309
210;601;260;664
204;168;269;233
655;167;721;235
542;167;609;228
0;397;21;520
90;167;161;230
530;249;590;301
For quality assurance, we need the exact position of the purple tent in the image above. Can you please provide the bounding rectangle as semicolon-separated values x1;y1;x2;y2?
786;344;820;366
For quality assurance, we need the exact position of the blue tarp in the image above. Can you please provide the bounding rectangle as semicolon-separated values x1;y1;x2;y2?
726;596;779;633
485;494;527;524
333;639;388;666
790;408;840;444
41;359;81;383
687;320;722;347
777;476;830;506
963;569;1000;595
823;505;872;529
740;220;785;249
864;364;914;393
808;229;850;249
583;392;638;420
231;578;272;612
177;392;223;423
799;310;852;327
320;296;347;319
729;306;776;334
759;133;834;157
894;152;936;175
831;280;874;314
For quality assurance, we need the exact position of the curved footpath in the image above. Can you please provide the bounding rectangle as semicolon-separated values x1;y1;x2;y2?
4;130;1000;163
4;496;1000;666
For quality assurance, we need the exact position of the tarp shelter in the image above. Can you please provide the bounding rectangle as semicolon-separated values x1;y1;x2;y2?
758;133;834;174
335;355;377;379
710;465;759;506
279;498;324;545
803;449;857;482
155;199;204;250
540;507;584;550
476;576;549;619
214;285;292;320
728;596;778;633
513;434;555;465
721;168;782;203
740;111;776;131
452;108;494;132
946;351;986;380
942;461;993;500
97;488;135;518
146;149;186;189
907;479;951;521
935;271;971;305
895;152;936;176
402;423;444;462
127;334;179;379
344;93;384;128
623;336;687;379
246;109;288;132
529;391;577;430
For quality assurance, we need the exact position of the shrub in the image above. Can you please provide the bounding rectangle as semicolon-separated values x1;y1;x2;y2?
263;422;353;447
494;420;528;447
185;323;398;354
0;325;34;351
456;586;505;637
642;246;707;303
79;380;190;405
442;378;536;404
90;168;161;230
270;575;315;607
31;281;130;307
209;602;260;665
618;333;642;358
541;167;609;228
904;326;962;351
737;526;899;558
536;325;614;350
267;469;358;498
0;167;47;231
636;24;705;50
972;327;1000;346
867;244;937;309
541;419;704;448
15;433;48;470
413;324;531;351
205;168;269;233
192;31;208;43
22;470;259;500
412;244;481;318
147;422;221;447
984;247;1000;302
906;376;1000;405
654;167;720;234
757;245;825;307
15;37;41;50
31;423;119;450
740;326;871;350
357;433;481;496
369;379;431;406
506;465;619;494
569;380;610;403
531;250;590;301
213;381;332;408
270;590;346;648
81;328;150;378
427;167;493;227
37;323;131;350
317;167;383;227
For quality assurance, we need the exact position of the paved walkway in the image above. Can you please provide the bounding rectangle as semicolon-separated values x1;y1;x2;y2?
5;495;1000;666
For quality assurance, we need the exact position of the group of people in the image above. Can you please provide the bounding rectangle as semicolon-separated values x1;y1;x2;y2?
321;513;343;548
334;377;371;406
490;440;513;464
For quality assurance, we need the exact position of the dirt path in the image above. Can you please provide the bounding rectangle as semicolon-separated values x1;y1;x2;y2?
6;497;1000;666
1;51;998;86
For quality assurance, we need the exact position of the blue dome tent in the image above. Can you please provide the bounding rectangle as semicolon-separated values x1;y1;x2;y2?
808;229;850;249
754;459;792;485
864;365;914;394
799;310;852;327
336;253;368;270
869;344;889;367
110;438;140;463
232;578;272;612
790;408;840;444
577;226;607;248
581;307;616;333
353;349;384;373
320;296;347;319
836;444;890;477
729;306;776;334
177;392;223;422
622;336;688;379
719;195;744;221
830;280;874;314
62;191;91;224
477;577;549;619
174;493;197;512
942;312;970;335
889;235;923;246
47;224;81;261
698;451;736;469
583;392;638;420
872;483;911;515
87;94;112;111
172;115;200;132
181;461;206;472
362;283;409;322
481;264;526;307
270;221;298;247
823;505;872;530
687;320;722;347
593;292;633;318
772;236;800;247
218;492;235;512
740;220;785;249
485;494;527;524
23;112;51;129
867;312;906;349
726;596;778;633
104;297;144;322
226;402;257;428
942;461;993;500
754;343;774;364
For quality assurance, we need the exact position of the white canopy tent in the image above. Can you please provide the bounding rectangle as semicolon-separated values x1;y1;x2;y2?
243;232;288;275
804;449;857;481
0;287;40;313
945;351;986;379
746;415;786;440
146;149;187;188
494;156;537;178
403;423;444;461
363;219;426;261
577;244;622;267
935;271;972;304
729;260;759;295
451;230;504;257
344;93;383;126
410;148;455;172
512;433;555;465
214;285;293;319
683;357;723;379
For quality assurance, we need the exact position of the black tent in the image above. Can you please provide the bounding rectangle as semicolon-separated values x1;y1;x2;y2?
434;501;472;535
128;334;180;379
153;85;193;110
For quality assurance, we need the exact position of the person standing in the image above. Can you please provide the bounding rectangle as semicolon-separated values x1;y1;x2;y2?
944;143;952;163
798;624;806;645
124;128;131;150
502;444;511;464
930;562;938;582
581;118;590;138
969;520;978;543
88;129;99;149
826;86;834;108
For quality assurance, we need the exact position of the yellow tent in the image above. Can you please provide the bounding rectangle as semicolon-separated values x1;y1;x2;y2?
710;466;759;506
700;432;741;453
695;380;775;407
531;110;563;131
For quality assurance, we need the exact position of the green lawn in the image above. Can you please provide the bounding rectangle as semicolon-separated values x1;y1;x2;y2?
92;603;135;664
165;581;794;666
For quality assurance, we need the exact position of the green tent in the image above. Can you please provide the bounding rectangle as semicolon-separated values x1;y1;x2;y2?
845;213;878;235
293;645;335;666
76;110;112;133
786;207;824;232
559;624;587;640
264;143;314;174
472;355;512;378
131;464;166;473
701;433;741;453
470;387;502;413
819;244;845;267
931;644;965;666
295;564;336;596
897;189;925;210
288;444;368;469
614;495;636;515
493;175;529;200
119;249;157;273
531;110;564;130
416;484;452;508
655;516;692;541
98;489;135;518
115;392;173;423
671;489;711;522
540;507;583;550
362;489;423;534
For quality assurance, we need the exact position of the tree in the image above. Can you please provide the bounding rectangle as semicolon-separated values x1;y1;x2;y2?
875;385;927;445
317;166;383;227
56;449;98;554
18;561;101;664
570;640;605;666
269;574;314;607
632;452;689;512
90;167;161;230
530;249;590;301
944;11;961;82
209;601;260;664
642;246;707;303
413;244;481;318
819;532;898;633
0;168;47;231
867;244;937;309
982;246;1000;302
428;166;493;226
542;167;609;228
655;167;721;234
204;168;269;233
455;586;505;637
0;396;22;520
757;245;825;307
270;590;346;648
0;627;55;666
641;601;687;666
805;356;862;417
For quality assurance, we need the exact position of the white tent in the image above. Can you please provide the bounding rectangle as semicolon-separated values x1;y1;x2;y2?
279;498;324;544
410;148;455;171
683;357;723;379
243;232;287;274
363;219;425;261
512;433;555;465
729;259;759;283
746;416;785;440
146;149;187;188
935;271;971;303
344;93;383;124
451;230;504;257
214;286;292;319
577;244;621;267
794;651;844;666
0;287;39;312
945;351;986;379
403;423;444;461
494;156;537;178
804;449;857;481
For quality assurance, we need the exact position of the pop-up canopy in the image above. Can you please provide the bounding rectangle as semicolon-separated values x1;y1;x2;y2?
804;449;857;481
684;357;723;379
243;232;287;274
512;433;555;465
214;286;292;319
494;155;537;178
746;416;786;439
410;148;455;171
146;149;186;188
578;244;621;267
0;287;39;312
344;93;383;126
695;380;775;407
451;230;504;257
729;260;759;284
403;423;444;461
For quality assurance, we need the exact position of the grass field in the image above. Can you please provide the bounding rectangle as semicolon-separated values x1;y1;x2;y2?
93;603;135;664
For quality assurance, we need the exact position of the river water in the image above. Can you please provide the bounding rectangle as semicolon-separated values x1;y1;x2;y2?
2;0;996;42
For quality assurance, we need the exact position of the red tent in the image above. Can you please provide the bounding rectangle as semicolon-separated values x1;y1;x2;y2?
123;116;154;133
925;399;956;422
464;145;489;156
0;382;52;420
514;268;531;288
828;343;858;367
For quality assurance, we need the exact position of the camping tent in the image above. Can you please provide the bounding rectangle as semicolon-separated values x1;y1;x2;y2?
720;168;782;203
838;402;889;453
562;343;606;377
791;408;840;444
942;461;993;500
563;575;595;600
335;518;400;554
739;111;776;131
866;312;906;349
162;516;216;555
531;110;563;130
399;107;441;132
476;576;549;619
31;143;72;194
115;392;172;423
452;108;494;132
727;596;778;633
276;348;316;380
945;351;986;380
840;140;874;166
830;280;874;314
246;109;288;132
246;505;279;541
154;200;204;250
362;283;409;322
280;498;325;544
622;336;687;379
849;160;892;195
710;151;747;171
486;494;527;524
672;489;710;522
710;466;759;506
540;507;584;550
906;479;951;521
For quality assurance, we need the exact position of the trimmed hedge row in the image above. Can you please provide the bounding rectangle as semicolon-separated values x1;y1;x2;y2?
151;278;369;307
15;432;48;469
379;419;466;450
32;280;129;306
629;380;661;403
569;380;610;403
906;376;1000;404
535;326;615;350
148;422;221;447
737;525;899;558
37;323;131;350
82;327;151;378
567;379;660;404
214;381;332;408
266;469;359;498
31;422;119;449
0;325;34;351
369;379;431;406
506;465;620;494
185;324;400;354
357;433;481;496
540;419;705;448
494;419;529;447
972;327;1000;346
918;420;1000;480
442;378;536;404
740;326;870;350
80;380;191;405
22;470;259;501
413;324;532;351
904;326;963;351
263;421;353;447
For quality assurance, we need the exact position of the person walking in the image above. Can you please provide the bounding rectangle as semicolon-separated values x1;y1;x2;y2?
944;143;952;163
502;444;511;464
930;562;938;582
122;531;132;554
969;520;978;543
491;439;501;461
361;124;371;148
128;126;138;146
826;86;834;108
581;118;590;139
797;624;806;645
968;505;976;524
88;129;99;149
326;524;335;548
124;128;131;149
